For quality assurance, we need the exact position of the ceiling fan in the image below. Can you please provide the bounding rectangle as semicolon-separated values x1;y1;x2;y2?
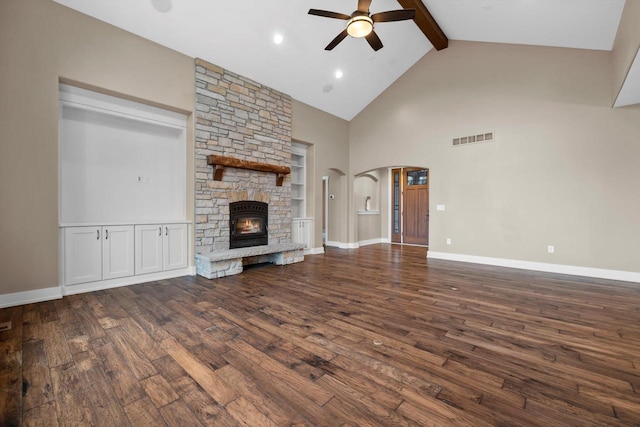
308;0;416;51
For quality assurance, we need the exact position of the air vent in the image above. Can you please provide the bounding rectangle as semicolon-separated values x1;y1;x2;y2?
453;131;494;147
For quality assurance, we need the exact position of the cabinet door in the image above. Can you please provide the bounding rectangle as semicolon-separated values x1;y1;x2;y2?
64;227;102;285
291;219;302;245
163;224;188;271
135;225;163;275
301;219;313;249
102;226;134;280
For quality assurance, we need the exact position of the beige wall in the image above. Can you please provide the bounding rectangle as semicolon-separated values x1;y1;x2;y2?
0;0;195;295
612;0;640;103
291;100;350;247
350;41;640;272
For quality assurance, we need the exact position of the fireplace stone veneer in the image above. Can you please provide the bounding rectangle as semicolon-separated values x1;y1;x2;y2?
194;58;293;254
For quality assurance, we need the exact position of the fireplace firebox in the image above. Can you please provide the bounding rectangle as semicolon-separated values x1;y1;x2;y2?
229;201;268;249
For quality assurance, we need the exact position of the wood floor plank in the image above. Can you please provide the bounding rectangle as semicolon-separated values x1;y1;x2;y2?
106;326;158;380
22;339;54;411
226;339;334;406
123;396;167;426
225;396;278;427
73;350;130;426
0;306;23;427
158;399;204;427
171;375;239;426
41;321;72;368
140;374;180;408
22;400;59;427
160;337;237;405
50;362;94;426
217;364;309;426
0;351;22;427
93;341;146;406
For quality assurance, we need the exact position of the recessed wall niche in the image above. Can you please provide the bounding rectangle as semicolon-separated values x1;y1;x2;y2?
58;84;188;224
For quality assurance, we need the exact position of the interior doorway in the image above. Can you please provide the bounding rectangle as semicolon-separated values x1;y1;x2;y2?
391;167;429;246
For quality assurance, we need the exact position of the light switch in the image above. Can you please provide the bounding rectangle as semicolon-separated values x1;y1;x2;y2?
436;204;446;211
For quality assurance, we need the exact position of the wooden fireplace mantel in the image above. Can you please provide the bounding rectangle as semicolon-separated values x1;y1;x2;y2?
207;155;291;186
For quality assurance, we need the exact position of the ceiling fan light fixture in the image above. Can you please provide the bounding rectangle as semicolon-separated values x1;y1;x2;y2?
347;15;373;38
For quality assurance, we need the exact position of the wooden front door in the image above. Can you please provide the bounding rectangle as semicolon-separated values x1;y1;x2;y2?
403;168;429;245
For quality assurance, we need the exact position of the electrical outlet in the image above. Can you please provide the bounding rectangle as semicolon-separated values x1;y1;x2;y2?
547;245;555;254
446;238;452;245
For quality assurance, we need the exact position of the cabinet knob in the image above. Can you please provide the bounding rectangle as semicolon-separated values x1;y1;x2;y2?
166;227;168;236
105;229;109;239
97;230;100;240
159;227;162;236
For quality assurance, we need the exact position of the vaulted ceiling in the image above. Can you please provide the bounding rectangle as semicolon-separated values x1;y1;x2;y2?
53;0;627;120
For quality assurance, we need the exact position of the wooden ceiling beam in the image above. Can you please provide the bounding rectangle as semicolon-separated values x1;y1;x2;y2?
397;0;448;51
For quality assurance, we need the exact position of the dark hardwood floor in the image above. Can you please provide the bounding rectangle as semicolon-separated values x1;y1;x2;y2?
2;244;640;426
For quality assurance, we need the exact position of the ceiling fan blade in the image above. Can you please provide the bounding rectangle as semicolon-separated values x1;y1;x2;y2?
371;9;416;23
365;30;383;51
325;29;349;51
357;0;372;13
308;9;351;20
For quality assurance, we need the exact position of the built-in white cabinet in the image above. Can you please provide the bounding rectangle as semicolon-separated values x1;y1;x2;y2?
135;223;188;275
292;218;313;250
64;225;134;285
63;223;188;288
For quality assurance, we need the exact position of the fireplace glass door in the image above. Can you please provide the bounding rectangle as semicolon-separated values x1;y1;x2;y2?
229;201;268;248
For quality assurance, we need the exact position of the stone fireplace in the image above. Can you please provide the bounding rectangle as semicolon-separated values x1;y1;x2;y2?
194;58;294;253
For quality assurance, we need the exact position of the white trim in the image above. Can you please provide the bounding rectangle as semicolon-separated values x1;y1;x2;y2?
59;84;187;129
357;210;381;215
306;247;325;255
0;286;63;309
358;238;387;247
62;267;193;296
326;241;360;249
427;251;640;284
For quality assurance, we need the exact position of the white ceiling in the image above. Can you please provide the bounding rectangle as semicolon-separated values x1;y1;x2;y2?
53;0;628;120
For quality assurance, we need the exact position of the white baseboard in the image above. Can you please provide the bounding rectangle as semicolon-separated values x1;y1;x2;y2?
0;286;63;309
306;247;325;255
63;267;193;296
427;251;640;283
326;241;360;249
358;238;389;247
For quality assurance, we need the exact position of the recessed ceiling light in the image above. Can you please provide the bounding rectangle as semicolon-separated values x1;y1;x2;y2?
335;70;343;79
151;0;172;13
273;34;284;44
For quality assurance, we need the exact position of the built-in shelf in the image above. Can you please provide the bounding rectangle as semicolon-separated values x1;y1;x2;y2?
291;143;306;218
207;155;291;186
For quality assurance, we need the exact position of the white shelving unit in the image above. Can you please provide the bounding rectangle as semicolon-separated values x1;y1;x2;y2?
291;143;313;251
291;143;306;219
